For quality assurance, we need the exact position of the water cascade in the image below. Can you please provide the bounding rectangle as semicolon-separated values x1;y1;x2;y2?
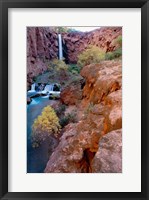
41;84;54;95
31;83;36;91
43;84;54;92
58;34;63;60
27;83;60;103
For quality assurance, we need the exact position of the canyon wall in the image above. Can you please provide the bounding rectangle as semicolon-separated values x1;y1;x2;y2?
63;27;122;63
27;27;58;88
27;27;122;173
45;60;122;173
27;27;122;87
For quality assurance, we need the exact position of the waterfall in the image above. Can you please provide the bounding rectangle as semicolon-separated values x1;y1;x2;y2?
58;34;63;60
31;83;35;91
43;84;54;92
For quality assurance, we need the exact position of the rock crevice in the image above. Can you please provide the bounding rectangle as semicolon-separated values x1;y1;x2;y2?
44;60;122;173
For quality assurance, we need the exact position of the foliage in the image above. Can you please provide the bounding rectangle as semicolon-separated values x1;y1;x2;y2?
67;28;78;33
55;104;66;117
32;106;61;147
105;48;122;60
48;59;68;71
32;76;37;82
52;27;77;33
49;94;60;100
68;64;81;74
113;35;122;47
77;45;105;68
47;59;83;87
60;110;77;128
48;59;70;85
105;35;122;60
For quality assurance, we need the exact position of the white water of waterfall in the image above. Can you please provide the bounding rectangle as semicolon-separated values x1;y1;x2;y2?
43;84;54;92
58;34;63;60
31;83;36;91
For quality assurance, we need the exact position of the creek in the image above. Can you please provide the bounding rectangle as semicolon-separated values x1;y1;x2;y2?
27;96;58;173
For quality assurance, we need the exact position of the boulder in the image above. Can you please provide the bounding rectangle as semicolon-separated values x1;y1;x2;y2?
80;60;122;105
91;129;122;173
60;77;85;105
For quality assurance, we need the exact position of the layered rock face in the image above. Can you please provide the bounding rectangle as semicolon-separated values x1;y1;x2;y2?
60;76;85;105
27;27;58;87
27;27;122;87
63;27;122;63
92;129;122;173
44;60;122;173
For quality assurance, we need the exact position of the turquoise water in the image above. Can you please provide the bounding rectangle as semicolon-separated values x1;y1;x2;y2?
27;96;58;173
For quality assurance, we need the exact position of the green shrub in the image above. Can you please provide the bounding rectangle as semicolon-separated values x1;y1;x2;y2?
77;45;105;68
32;105;61;147
60;111;77;128
113;35;122;47
113;47;122;58
55;104;66;117
105;52;114;60
48;59;70;85
68;64;81;74
48;59;68;71
60;116;70;128
105;48;122;60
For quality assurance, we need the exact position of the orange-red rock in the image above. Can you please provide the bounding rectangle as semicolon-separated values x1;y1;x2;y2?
80;60;122;105
60;77;84;105
91;129;122;173
63;27;122;63
45;60;122;173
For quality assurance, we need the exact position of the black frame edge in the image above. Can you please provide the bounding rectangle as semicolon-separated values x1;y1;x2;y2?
141;1;148;199
1;0;8;200
0;0;147;8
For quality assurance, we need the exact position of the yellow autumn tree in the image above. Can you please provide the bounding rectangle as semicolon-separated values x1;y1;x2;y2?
77;45;105;68
32;105;61;147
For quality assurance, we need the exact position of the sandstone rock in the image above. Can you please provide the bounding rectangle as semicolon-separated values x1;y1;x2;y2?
60;77;84;105
81;60;122;105
27;27;59;86
27;27;122;86
44;106;122;173
45;112;105;173
91;89;122;135
63;27;122;63
45;60;122;173
91;129;122;173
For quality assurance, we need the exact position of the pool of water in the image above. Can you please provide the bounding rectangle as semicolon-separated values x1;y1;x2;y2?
27;96;58;173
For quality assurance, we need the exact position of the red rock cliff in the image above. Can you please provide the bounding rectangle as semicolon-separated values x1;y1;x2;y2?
27;27;59;87
44;60;122;173
27;27;122;87
63;27;122;63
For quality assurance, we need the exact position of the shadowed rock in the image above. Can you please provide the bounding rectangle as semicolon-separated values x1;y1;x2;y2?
91;129;122;173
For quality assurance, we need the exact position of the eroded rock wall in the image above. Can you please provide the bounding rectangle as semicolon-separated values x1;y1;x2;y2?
27;27;122;87
63;27;122;63
44;60;122;173
27;27;58;87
